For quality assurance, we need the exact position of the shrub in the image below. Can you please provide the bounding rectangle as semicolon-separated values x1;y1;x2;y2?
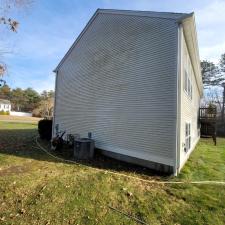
0;110;9;115
38;119;52;140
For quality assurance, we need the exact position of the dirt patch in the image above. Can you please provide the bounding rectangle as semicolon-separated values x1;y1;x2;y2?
0;164;31;177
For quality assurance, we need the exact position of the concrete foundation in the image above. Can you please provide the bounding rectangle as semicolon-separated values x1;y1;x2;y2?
100;149;174;174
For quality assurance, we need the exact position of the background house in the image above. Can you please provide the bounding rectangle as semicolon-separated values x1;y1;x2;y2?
0;99;11;113
53;9;203;174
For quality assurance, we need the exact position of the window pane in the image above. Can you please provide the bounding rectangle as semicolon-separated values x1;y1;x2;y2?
185;71;188;92
188;78;190;95
185;123;191;152
185;138;188;151
185;123;188;137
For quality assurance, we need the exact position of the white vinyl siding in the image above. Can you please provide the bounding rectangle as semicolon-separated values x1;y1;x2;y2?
53;10;202;173
54;12;178;167
178;26;201;171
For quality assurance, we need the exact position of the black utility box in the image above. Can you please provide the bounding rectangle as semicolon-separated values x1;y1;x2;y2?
74;138;95;160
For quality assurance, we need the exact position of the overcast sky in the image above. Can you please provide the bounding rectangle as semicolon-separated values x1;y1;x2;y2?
1;0;225;92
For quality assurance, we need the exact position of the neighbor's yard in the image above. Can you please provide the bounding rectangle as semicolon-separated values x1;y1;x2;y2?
0;120;224;225
0;115;41;124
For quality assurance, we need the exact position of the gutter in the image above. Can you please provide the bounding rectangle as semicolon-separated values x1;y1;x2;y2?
176;12;194;24
174;23;182;176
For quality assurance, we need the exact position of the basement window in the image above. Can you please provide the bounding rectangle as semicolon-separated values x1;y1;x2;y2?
185;122;191;152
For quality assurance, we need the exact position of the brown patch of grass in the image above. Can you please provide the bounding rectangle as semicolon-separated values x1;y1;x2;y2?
0;163;32;177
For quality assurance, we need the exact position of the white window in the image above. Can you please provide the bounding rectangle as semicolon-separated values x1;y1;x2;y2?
185;122;191;152
184;69;192;99
184;71;188;92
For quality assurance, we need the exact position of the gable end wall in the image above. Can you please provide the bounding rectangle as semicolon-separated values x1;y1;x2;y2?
54;13;179;169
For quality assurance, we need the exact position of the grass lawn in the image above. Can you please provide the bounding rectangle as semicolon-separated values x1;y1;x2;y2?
0;115;41;124
0;121;224;225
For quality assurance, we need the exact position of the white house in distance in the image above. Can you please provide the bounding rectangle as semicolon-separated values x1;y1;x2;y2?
53;9;203;175
0;99;32;117
0;99;11;112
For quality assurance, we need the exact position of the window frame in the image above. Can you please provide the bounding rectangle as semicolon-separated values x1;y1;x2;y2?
184;70;188;93
185;122;191;152
184;57;193;99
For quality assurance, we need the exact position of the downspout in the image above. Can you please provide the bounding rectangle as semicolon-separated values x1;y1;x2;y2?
175;23;182;176
52;70;58;138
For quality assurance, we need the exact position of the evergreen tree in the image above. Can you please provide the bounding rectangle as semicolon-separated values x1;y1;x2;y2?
201;60;224;87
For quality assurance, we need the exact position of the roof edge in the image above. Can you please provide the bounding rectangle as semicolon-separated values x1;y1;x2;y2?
180;13;203;96
97;8;189;20
53;9;100;73
176;12;194;23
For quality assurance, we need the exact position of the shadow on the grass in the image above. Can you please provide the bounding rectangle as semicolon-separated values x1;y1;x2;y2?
0;128;169;179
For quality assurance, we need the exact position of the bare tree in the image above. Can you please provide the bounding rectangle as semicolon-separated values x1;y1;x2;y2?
33;98;54;118
0;0;32;29
0;0;32;81
204;87;223;111
201;54;225;119
0;62;7;77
